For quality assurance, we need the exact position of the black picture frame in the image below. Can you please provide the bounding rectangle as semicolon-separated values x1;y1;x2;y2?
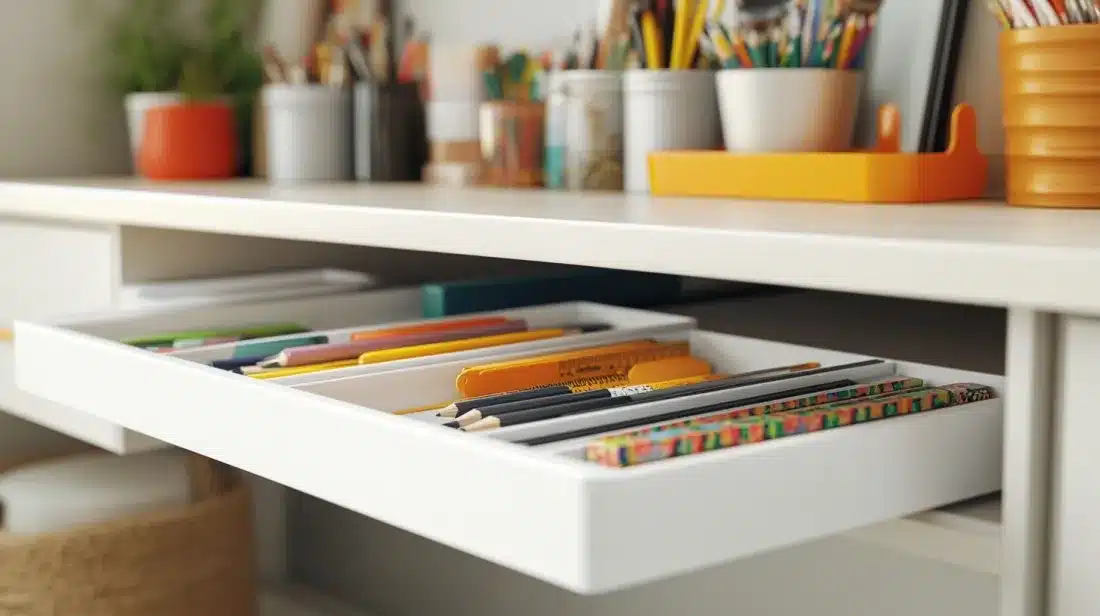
854;0;973;153
921;0;971;153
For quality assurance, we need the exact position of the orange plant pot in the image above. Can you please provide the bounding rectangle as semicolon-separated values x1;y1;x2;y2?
1001;25;1100;208
139;102;238;181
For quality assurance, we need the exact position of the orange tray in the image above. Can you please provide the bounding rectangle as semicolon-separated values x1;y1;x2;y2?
648;104;988;203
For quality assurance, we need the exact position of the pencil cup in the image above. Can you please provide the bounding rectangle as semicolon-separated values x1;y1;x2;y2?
263;85;353;184
562;71;625;191
544;72;568;190
716;69;863;153
624;70;721;193
479;101;545;187
353;82;427;182
1001;26;1100;208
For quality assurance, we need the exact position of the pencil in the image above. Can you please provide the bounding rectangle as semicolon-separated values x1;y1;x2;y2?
466;372;861;433
732;33;753;67
448;374;723;428
435;355;716;418
447;361;816;423
745;31;768;68
670;0;695;70
259;320;528;368
248;359;360;380
706;21;735;66
350;316;514;342
463;361;866;432
836;14;858;70
357;325;609;365
642;10;664;69
683;0;711;69
517;380;857;446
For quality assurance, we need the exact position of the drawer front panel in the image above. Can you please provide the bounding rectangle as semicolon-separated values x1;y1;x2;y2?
14;302;1002;593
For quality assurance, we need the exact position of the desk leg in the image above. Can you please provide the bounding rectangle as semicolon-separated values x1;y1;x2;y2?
1004;309;1055;616
1049;315;1100;616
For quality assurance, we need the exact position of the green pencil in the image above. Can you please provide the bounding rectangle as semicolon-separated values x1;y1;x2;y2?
123;323;311;348
746;31;768;68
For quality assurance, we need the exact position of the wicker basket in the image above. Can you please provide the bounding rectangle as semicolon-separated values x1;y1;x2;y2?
0;451;258;616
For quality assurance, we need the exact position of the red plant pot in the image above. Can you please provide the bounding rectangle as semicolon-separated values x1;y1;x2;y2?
139;102;238;180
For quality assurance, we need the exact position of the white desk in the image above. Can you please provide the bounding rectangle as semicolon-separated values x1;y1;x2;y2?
1;179;1091;616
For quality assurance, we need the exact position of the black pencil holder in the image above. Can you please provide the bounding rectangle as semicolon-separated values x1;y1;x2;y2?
353;82;428;182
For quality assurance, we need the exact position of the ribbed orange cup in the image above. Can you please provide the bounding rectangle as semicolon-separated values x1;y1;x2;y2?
1002;25;1100;207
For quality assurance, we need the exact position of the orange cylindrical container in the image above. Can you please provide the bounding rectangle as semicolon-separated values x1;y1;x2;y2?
1001;25;1100;208
140;102;238;181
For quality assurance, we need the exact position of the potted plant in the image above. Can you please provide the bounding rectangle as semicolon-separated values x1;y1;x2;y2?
92;0;264;174
200;0;265;175
89;0;188;167
139;56;238;180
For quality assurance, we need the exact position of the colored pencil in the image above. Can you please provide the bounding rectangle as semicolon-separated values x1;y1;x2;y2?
464;360;884;432
259;320;528;368
517;379;858;446
356;325;610;365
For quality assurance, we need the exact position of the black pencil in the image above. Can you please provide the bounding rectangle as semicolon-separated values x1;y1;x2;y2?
448;362;822;427
437;385;575;418
516;379;858;446
463;359;885;432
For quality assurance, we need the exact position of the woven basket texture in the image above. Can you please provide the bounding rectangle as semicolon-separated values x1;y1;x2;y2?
0;451;258;616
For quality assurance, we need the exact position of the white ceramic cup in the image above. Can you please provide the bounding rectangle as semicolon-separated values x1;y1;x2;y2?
562;71;624;191
624;70;721;193
263;84;353;184
716;69;864;153
124;91;182;170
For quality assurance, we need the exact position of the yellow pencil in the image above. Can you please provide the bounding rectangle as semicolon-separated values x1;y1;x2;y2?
706;22;734;64
711;0;727;20
683;0;710;69
357;327;584;365
670;0;696;70
249;359;359;380
642;10;664;69
836;14;859;70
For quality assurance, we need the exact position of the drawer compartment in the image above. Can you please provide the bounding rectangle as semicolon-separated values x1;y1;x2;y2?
14;306;1001;594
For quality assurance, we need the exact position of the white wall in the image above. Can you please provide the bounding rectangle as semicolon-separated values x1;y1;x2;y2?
0;0;130;177
405;0;1007;190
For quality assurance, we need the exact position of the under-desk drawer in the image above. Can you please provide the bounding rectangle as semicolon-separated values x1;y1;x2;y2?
14;306;1001;594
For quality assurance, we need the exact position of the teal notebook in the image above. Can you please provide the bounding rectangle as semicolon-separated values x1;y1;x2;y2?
421;270;688;318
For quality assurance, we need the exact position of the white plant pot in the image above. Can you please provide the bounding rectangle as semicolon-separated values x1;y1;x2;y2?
124;91;182;170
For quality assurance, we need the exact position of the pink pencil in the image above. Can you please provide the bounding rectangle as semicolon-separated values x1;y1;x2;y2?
258;319;529;367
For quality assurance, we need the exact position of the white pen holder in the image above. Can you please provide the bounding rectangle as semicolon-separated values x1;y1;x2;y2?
716;69;864;153
562;71;624;191
624;70;721;193
544;71;568;190
263;85;353;184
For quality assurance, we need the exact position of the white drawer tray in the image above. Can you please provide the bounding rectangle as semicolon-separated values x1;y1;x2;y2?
167;301;694;385
6;288;424;453
15;308;1002;594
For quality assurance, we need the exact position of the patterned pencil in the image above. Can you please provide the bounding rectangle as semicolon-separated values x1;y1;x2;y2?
627;376;924;438
586;383;996;468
